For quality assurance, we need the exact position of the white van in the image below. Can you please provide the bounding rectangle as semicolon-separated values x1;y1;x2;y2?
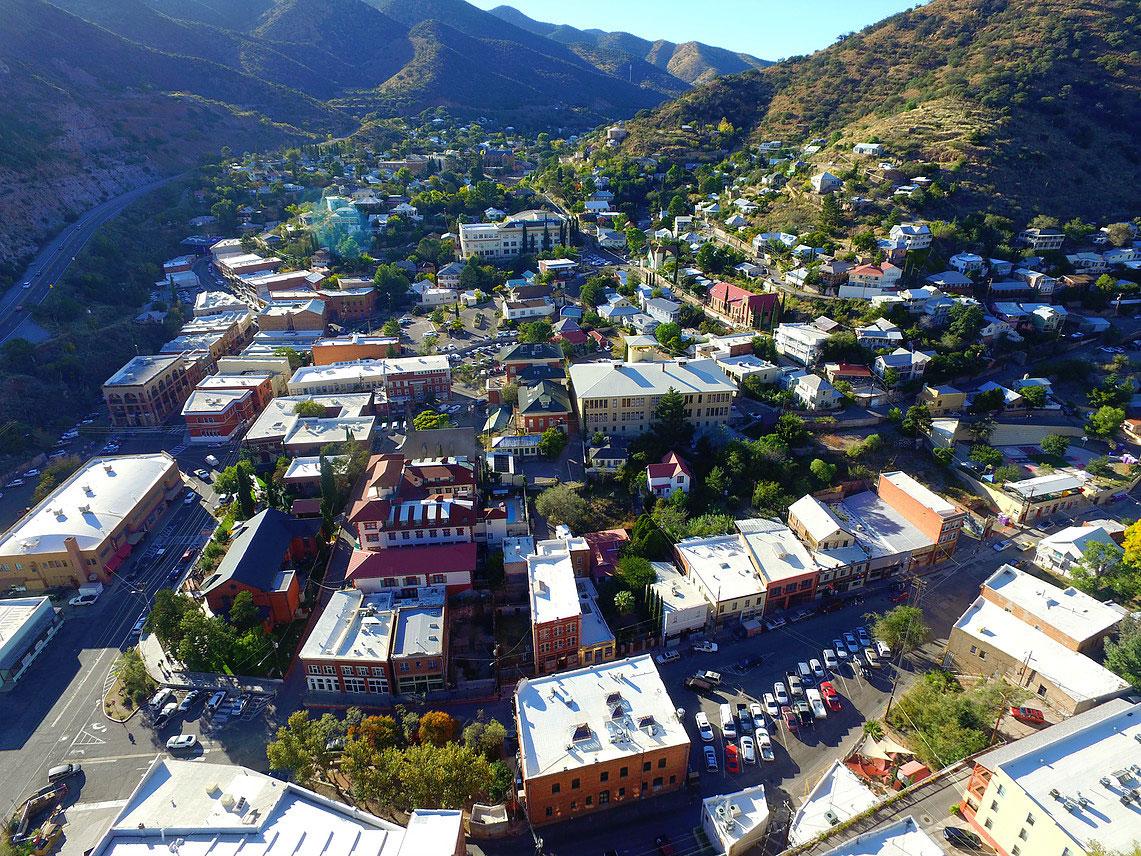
719;703;737;740
148;687;174;711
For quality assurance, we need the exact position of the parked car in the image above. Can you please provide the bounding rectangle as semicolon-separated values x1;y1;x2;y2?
763;693;779;718
833;639;849;661
756;728;775;761
699;670;722;685
130;614;147;636
991;539;1011;552
703;745;718;772
844;632;860;654
205;690;227;713
787;674;804;696
739;735;756;765
822;649;839;670
855;626;871;646
763;616;787;631
47;763;82;783
1010;706;1046;725
692;640;718;653
875;640;892;659
654;649;680;665
943;826;984;851
773;682;789;705
749;701;765;727
725;743;740;775
781;706;798;733
889;589;910;604
736;702;753;733
809;658;825;679
695;712;714;742
178;690;203;713
863;648;880;668
69;593;98;607
183;491;198;505
152;701;178;729
166;734;198;753
819;681;842;712
685;674;718;693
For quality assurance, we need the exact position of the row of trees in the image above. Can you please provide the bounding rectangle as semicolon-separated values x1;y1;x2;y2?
144;589;272;673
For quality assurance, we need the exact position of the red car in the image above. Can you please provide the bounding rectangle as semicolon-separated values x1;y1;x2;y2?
890;589;910;604
819;681;842;712
655;834;675;856
1010;706;1045;725
725;743;740;774
781;705;799;733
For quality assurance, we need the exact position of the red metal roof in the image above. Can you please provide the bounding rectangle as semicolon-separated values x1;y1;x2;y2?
346;542;477;580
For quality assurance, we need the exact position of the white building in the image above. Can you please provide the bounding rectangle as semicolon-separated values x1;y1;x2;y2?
674;534;765;622
88;759;463;856
949;252;986;274
458;210;566;262
819;816;943;856
502;298;556;320
811;172;842;194
789;371;841;411
788;759;879;846
1034;522;1123;576
774;323;831;366
651;561;709;643
888;222;932;251
702;785;770;856
855;318;904;350
839;263;902;299
873;348;930;382
0;596;61;691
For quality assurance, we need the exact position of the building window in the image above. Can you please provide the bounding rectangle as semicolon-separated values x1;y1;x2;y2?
1025;813;1034;826
599;790;609;805
996;784;1006;797
620;767;628;778
1011;847;1020;856
991;801;999;812
652;776;663;791
600;771;609;782
545;807;552;818
570;801;577;811
585;796;592;806
571;778;580;790
642;762;651;773
657;758;666;769
984;818;993;830
1018;829;1028;841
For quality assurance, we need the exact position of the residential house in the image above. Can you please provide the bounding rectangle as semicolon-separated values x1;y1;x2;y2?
499;343;563;381
889;223;932;251
852;142;884;156
643;297;681;325
1019;228;1065;252
516;381;572;434
838;263;902;299
918;384;966;415
855;318;904;350
949;252;986;275
788;371;841;411
774;323;831;366
1034;522;1124;577
811;172;842;194
873;348;930;383
647;452;692;498
436;261;465;289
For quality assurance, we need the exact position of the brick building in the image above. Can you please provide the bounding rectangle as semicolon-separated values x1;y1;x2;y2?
103;354;203;428
515;656;690;826
707;281;780;329
875;471;965;565
312;334;401;365
516;381;572;434
499;343;563;381
181;388;259;443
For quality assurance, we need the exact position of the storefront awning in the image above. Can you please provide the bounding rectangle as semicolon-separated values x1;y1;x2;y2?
105;553;125;573
114;542;132;559
126;531;146;546
165;485;184;501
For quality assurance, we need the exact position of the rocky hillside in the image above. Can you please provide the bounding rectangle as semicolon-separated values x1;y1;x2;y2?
619;0;1141;220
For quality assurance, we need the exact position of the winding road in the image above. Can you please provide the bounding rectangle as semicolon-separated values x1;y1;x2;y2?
0;174;181;344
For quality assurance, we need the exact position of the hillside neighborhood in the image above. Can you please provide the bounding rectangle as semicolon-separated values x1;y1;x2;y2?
0;2;1139;856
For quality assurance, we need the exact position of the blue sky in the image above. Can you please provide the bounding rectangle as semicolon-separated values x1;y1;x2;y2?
469;0;922;59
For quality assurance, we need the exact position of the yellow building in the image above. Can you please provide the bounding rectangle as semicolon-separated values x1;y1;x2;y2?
103;354;203;427
568;359;736;437
960;698;1140;856
0;454;182;591
918;383;966;415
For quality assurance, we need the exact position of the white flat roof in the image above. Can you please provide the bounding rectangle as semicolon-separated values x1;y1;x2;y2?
788;759;879;845
283;416;374;447
789;495;847;543
837;492;933;558
0;596;53;665
651;561;707;613
976;699;1141;853
282;455;349;482
576;577;615;649
737;518;820;584
0;454;175;557
820;816;943;856
983;564;1122;645
90;759;460;856
527;540;580;626
289;355;449;389
675;534;764;603
391;606;445;658
299;588;394;663
503;535;535;567
955;596;1128;703
703;785;770;850
516;655;689;779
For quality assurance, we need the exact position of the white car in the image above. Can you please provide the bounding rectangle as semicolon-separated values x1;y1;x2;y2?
695;711;714;742
739;735;756;765
763;693;779;718
693;640;718;653
750;702;765;727
833;639;849;661
756;728;775;761
875;640;892;659
166;734;197;752
69;593;98;607
809;658;825;679
773;682;789;705
823;648;839;670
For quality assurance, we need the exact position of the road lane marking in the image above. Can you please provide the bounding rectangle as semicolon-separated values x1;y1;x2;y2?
49;649;109;727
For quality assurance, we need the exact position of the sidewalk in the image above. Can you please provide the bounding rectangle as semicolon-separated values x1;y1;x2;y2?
137;632;281;696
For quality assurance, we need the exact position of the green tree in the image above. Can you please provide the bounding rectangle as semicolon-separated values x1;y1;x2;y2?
294;400;326;417
970;387;1006;414
462;718;507;761
993;465;1023;484
900;405;933;437
932;446;954;466
775;413;809;446
517;320;553;343
319;453;337;536
115;648;156;707
614;590;635;615
145;588;196;648
809;458;837;486
1019;385;1047;408
534;484;591;531
373;263;411;312
267;710;344;786
537;427;569;458
32;455;83;504
234;464;255;519
412;409;454;431
227;590;260;632
1039;433;1070;458
881;367;901;389
500;382;520;406
417;710;456;747
651;387;693;450
868;606;930;661
1070;540;1131;600
969;444;1003;469
382;318;400;337
273;346;305;371
1087;406;1125;438
616;555;656;593
1105;618;1141;688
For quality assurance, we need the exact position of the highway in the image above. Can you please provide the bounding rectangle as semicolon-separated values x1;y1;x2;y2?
0;174;181;344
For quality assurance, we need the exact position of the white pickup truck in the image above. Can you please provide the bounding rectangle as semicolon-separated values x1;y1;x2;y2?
806;688;828;720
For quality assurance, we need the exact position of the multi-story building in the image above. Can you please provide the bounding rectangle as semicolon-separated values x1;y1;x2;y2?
528;540;585;675
317;280;378;323
1034;522;1123;577
499;343;563;380
345;543;476;594
516;381;572;434
458;210;567;262
195;372;275;412
282;416;375;456
707;281;780;329
737;518;821;612
918;383;967;415
515;655;690;826
181;388;259;444
0;596;62;692
945;565;1127;716
1019;227;1065;252
312;334;400;365
258;299;327;333
674;533;766;623
242;393;373;462
568;359;736;437
888;223;932;251
959;698;1139;856
647;452;692;498
0;454;181;591
838;263;902;299
650;561;709;643
874;471;965;565
89;758;464;856
873;348;931;383
774;323;831;366
103;354;202;427
286;355;450;400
